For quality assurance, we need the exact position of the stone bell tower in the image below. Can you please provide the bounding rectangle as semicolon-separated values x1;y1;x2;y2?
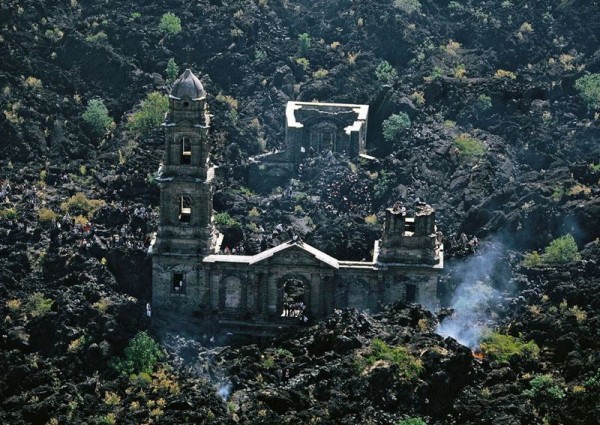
152;69;221;312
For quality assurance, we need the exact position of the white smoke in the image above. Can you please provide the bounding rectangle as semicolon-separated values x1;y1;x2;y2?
217;382;232;401
436;242;505;348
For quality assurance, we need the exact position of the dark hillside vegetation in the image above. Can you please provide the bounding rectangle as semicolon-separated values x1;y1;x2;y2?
1;0;600;423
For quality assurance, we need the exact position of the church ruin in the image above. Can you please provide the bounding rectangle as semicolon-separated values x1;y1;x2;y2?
249;101;369;192
151;70;443;333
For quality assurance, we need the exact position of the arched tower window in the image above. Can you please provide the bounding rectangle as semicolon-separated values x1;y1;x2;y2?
179;195;192;223
181;137;192;164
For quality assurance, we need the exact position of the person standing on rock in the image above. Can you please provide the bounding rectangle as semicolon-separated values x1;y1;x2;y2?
146;303;152;318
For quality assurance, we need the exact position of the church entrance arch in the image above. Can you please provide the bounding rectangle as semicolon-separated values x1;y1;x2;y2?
277;274;310;318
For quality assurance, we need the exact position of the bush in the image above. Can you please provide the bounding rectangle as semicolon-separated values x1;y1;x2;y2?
159;13;181;35
521;251;542;268
82;99;114;138
523;374;565;400
479;332;540;362
474;94;492;112
38;208;58;223
166;58;179;83
375;60;398;84
575;73;600;108
382;112;411;142
127;92;169;138
60;192;105;218
359;339;423;380
0;208;18;219
26;293;54;317
393;0;421;13
298;33;311;55
453;133;486;157
214;212;239;227
543;234;581;264
113;332;162;375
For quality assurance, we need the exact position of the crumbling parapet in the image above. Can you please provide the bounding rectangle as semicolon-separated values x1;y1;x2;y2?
377;202;443;266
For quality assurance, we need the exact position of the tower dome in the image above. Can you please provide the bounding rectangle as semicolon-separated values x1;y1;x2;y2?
170;69;206;100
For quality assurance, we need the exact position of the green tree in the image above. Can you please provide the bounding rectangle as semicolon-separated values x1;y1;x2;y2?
575;73;600;109
113;332;162;375
127;92;169;138
166;58;179;83
543;234;581;264
382;112;411;142
375;60;398;84
82;99;114;138
298;33;311;55
159;13;182;35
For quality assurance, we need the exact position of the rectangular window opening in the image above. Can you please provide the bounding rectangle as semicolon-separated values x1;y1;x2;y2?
181;137;191;165
172;273;186;294
406;284;417;303
179;196;191;223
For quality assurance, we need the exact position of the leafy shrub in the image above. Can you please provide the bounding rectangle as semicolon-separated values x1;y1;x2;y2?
26;293;54;317
543;234;581;264
113;332;162;375
6;299;22;312
495;69;517;79
453;133;486;157
364;214;378;225
359;339;423;380
97;413;117;425
575;73;600;109
375;60;398;84
521;251;542;267
214;212;239;226
24;76;42;89
474;94;492;112
396;419;427;425
479;332;540;362
86;31;107;43
166;58;179;83
295;57;310;70
584;368;600;389
159;13;181;35
298;33;311;55
82;99;114;138
127;92;168;138
0;208;18;219
60;193;105;218
393;0;421;13
382;112;411;142
523;374;565;400
38;208;58;223
216;93;239;109
312;68;329;79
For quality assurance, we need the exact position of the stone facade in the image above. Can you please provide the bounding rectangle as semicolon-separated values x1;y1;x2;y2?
152;71;443;332
249;101;369;192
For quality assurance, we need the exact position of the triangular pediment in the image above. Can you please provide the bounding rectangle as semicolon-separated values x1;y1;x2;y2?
203;241;339;268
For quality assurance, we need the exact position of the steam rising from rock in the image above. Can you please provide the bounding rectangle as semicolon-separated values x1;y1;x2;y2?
217;383;232;401
437;243;504;348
